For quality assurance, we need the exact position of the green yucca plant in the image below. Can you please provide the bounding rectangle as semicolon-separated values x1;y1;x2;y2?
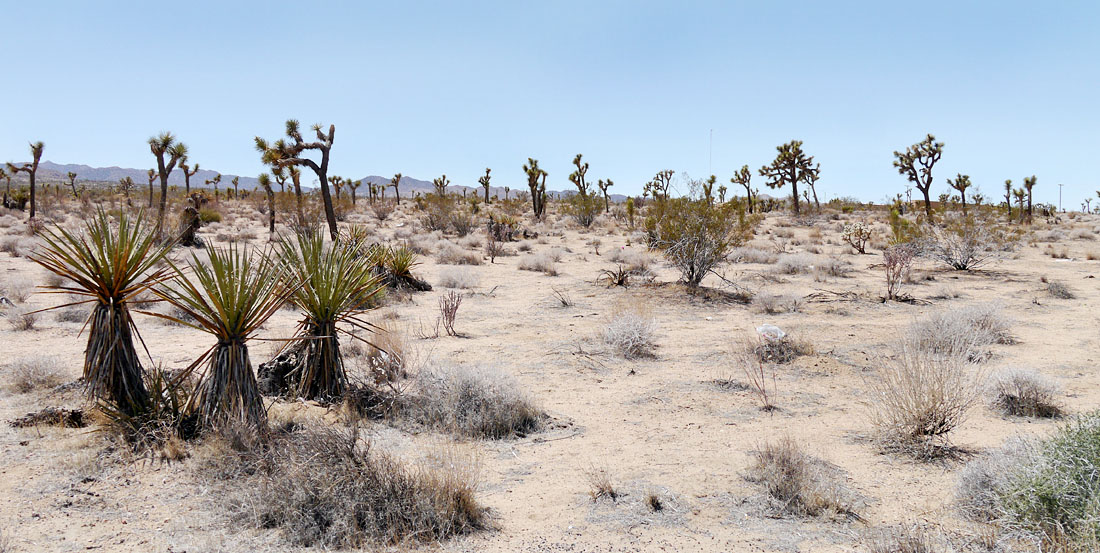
29;209;173;416
150;244;286;428
273;231;383;400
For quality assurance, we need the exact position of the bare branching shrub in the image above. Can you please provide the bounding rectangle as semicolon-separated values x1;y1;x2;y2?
437;267;480;289
647;196;757;286
735;338;776;411
868;339;985;458
746;438;859;519
4;356;67;393
6;308;36;331
991;369;1062;418
884;244;915;301
518;252;558;276
438;291;462;336
584;466;620;502
909;304;1013;361
363;321;407;384
920;215;1016;271
773;253;816;274
815;256;852;278
1046;279;1075;299
228;425;485;547
603;302;658;358
412;365;543;439
436;242;482;265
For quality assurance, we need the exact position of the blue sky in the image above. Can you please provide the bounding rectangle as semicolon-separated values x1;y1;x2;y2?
2;1;1097;206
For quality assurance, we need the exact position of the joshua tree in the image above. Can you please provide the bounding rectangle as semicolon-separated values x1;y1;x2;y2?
893;134;944;221
148;132;188;233
6;141;44;219
1013;188;1027;222
206;173;222;198
759;140;818;215
568;154;591;197
258;173;276;234
598;178;613;212
1083;198;1092;213
347;179;361;205
504;186;510;200
0;168;7;200
390;173;403;204
328;176;343;200
731;164;754;212
479;168;491;203
806;164;822;210
118;177;135;203
31;210;173;416
523;158;548;219
717;184;727;203
155;244;285;428
231;176;240;199
644;169;674;200
1004;180;1013;221
180;161;199;195
432;174;449;197
947;173;972;215
146;169;157;208
66;171;79;199
255;120;339;240
1023;175;1037;223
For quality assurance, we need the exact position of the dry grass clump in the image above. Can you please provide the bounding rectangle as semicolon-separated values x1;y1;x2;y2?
518;252;558;275
4;356;67;393
753;292;802;314
437;266;480;289
411;365;543;439
6;308;37;331
866;527;939;553
584;466;620;502
867;338;985;459
990;369;1062;418
752;333;814;364
773;253;816;274
603;302;658;358
732;246;779;264
955;437;1032;522
54;306;86;323
909;304;1013;361
225;425;485;548
0;275;33;303
1069;228;1095;241
436;242;482;265
1045;279;1075;299
0;235;34;257
815;256;853;278
746;438;859;519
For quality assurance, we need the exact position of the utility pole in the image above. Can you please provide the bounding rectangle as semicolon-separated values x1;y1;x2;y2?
708;129;713;176
1058;183;1063;212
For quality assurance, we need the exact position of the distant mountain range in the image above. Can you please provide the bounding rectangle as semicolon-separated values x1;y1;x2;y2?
8;161;628;202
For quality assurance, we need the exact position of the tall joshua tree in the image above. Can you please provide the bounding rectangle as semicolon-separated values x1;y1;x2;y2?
118;177;135;204
6;141;45;219
146;169;157;208
348;179;360;205
255;120;338;240
148;132;188;233
731;164;754;213
66;171;79;199
1023;175;1037;223
568;154;591;197
390;173;402;204
206;174;222;198
328;176;343;200
523;158;547;219
893;134;944;221
948;173;972;215
231;176;240;199
479;168;491;203
432;174;450;197
806;164;822;211
180;161;199;195
759;140;818;215
643;169;674;200
258;173;275;234
598;178;613;213
1004;180;1013;221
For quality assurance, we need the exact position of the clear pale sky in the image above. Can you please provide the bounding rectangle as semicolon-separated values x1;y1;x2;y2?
2;1;1097;206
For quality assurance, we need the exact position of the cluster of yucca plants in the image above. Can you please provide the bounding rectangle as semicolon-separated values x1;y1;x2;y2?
30;209;173;416
273;231;384;400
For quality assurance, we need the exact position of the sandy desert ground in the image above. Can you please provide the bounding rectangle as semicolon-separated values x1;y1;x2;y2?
1;199;1097;553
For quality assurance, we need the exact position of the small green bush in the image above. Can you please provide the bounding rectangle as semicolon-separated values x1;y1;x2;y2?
198;208;222;224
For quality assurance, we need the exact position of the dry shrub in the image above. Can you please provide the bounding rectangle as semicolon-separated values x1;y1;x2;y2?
363;321;407;384
584;466;619;502
603;302;658;358
411;365;542;439
732;247;778;264
437;266;480;289
956;436;1033;522
753;292;802;314
991;369;1062;418
815;256;852;278
0;276;33;303
6;308;37;331
226;425;485;547
752;334;813;364
1046;280;1075;299
909;304;1013;361
773;253;816;274
867;526;938;553
867;338;985;458
55;306;86;323
746;438;859;519
0;235;34;257
518;252;558;275
436;242;482;265
4;356;67;393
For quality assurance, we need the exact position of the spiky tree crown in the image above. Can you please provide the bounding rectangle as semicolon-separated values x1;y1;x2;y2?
893;134;943;191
